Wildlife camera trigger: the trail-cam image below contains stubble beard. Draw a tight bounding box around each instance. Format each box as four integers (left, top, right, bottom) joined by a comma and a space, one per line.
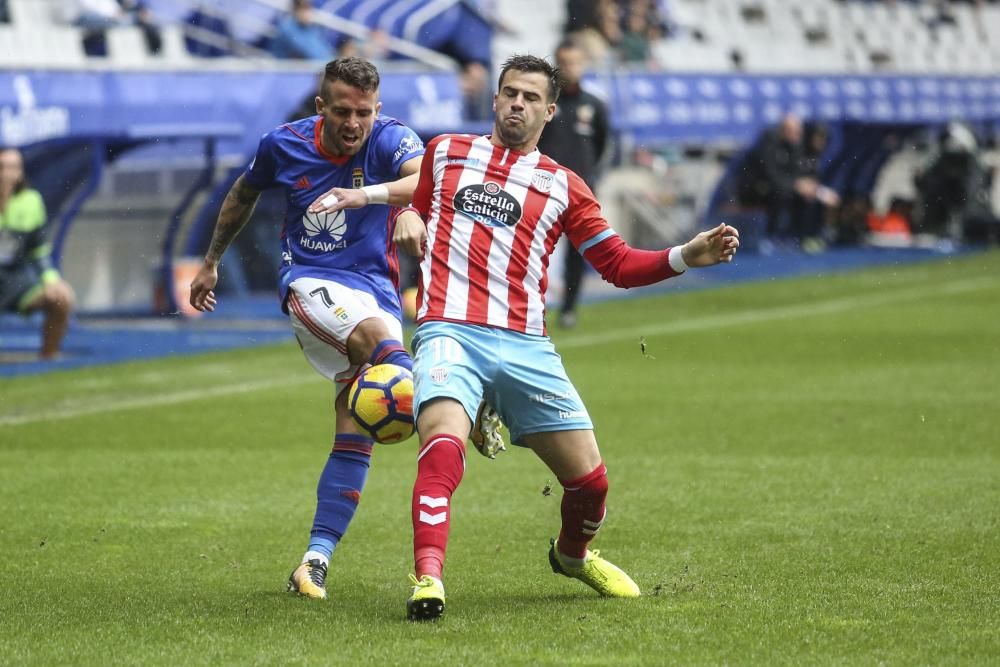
495, 119, 530, 150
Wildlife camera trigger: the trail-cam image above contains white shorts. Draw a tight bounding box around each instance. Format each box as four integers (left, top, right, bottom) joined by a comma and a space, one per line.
286, 276, 403, 391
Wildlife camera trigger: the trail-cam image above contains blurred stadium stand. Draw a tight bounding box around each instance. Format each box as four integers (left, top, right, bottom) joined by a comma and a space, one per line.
0, 0, 998, 320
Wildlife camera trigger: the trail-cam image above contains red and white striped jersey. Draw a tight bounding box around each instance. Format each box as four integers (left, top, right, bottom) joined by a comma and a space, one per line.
412, 133, 623, 336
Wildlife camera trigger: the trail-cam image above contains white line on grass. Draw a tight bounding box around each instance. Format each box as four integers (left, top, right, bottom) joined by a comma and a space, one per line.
1, 275, 994, 428
0, 374, 318, 428
558, 275, 995, 349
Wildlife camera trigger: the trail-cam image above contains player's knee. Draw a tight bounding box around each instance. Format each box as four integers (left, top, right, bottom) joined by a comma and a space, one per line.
582, 466, 609, 500
346, 316, 391, 361
61, 282, 76, 310
57, 288, 75, 313
44, 282, 74, 313
563, 463, 609, 502
416, 398, 471, 443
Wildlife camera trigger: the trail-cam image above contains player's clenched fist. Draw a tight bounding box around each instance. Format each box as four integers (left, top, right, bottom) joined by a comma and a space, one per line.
680, 223, 740, 267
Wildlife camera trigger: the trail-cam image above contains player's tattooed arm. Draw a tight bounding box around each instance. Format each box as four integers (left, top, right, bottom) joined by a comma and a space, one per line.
205, 175, 262, 265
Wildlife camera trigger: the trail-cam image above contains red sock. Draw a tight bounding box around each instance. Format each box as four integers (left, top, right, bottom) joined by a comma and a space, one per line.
412, 434, 466, 579
557, 463, 608, 560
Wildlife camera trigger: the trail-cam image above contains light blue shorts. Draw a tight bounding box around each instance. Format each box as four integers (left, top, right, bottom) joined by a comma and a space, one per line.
411, 321, 593, 446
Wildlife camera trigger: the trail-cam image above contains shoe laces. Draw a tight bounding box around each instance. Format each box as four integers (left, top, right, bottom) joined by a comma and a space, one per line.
408, 573, 434, 589
482, 409, 501, 429
305, 559, 328, 586
473, 405, 507, 459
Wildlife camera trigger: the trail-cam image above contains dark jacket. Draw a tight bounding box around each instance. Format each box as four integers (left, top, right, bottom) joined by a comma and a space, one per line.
737, 129, 803, 207
537, 84, 610, 189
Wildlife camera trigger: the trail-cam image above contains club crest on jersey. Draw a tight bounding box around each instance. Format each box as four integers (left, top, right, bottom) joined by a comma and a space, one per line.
531, 170, 554, 193
352, 167, 364, 189
453, 181, 522, 228
300, 209, 347, 252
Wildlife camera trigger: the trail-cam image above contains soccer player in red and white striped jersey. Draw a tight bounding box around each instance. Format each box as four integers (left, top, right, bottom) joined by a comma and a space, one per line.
403, 54, 739, 620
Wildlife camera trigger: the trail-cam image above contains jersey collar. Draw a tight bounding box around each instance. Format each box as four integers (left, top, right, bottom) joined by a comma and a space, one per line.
314, 118, 351, 165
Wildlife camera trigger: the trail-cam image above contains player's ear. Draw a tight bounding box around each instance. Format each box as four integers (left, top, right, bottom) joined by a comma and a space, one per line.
375, 101, 382, 117
314, 95, 325, 115
492, 92, 498, 112
545, 102, 556, 122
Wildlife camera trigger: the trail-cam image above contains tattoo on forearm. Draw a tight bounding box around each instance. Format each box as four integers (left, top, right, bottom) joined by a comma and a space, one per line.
206, 177, 260, 263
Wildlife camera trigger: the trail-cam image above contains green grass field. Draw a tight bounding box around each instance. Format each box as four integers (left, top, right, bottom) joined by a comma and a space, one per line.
2, 252, 998, 665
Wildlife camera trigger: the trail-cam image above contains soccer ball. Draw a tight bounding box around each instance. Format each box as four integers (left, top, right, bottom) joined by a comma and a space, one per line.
347, 363, 415, 444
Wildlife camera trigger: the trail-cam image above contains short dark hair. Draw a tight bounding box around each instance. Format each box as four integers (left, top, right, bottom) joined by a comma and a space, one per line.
320, 57, 380, 100
497, 54, 561, 103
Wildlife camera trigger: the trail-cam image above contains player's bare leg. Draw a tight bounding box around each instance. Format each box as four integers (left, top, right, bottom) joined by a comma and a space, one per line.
525, 430, 641, 598
346, 316, 403, 366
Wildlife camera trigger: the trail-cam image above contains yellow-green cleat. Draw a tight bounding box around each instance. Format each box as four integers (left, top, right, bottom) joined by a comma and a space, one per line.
548, 538, 641, 598
287, 558, 328, 600
407, 574, 445, 621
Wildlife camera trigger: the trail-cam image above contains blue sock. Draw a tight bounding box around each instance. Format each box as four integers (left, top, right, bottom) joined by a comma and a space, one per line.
307, 434, 374, 561
370, 338, 413, 371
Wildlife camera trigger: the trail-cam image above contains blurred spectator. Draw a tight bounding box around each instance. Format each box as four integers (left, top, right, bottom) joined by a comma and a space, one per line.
0, 148, 75, 360
566, 0, 621, 67
792, 123, 840, 252
336, 32, 390, 61
461, 61, 492, 121
0, 0, 9, 24
566, 0, 669, 66
925, 0, 958, 33
270, 0, 333, 61
914, 121, 998, 243
618, 0, 668, 64
72, 0, 126, 28
129, 1, 162, 54
70, 0, 162, 56
537, 39, 611, 328
618, 4, 652, 63
737, 113, 839, 247
184, 3, 234, 58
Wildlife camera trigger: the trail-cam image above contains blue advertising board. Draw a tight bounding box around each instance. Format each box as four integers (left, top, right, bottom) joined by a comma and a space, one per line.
607, 72, 1000, 144
0, 68, 466, 155
2, 69, 997, 153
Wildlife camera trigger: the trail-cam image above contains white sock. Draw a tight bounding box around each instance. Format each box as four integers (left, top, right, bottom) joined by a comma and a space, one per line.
557, 550, 586, 569
303, 550, 329, 566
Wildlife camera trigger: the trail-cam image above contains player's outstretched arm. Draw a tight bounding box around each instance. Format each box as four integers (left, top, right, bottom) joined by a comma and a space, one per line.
308, 157, 423, 213
189, 175, 261, 313
680, 223, 740, 268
